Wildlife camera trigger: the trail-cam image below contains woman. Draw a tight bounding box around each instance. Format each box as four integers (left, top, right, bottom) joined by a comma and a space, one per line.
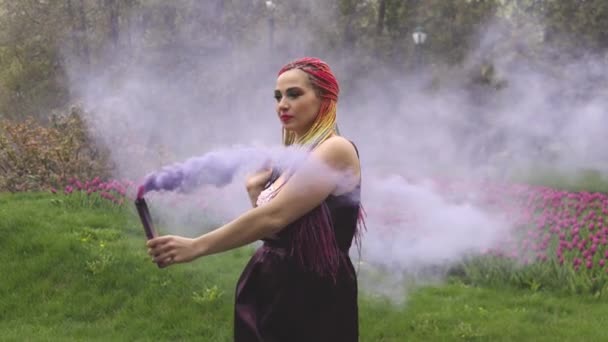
147, 57, 364, 341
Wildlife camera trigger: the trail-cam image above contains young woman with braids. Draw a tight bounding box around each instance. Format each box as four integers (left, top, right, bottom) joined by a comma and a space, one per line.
147, 57, 364, 341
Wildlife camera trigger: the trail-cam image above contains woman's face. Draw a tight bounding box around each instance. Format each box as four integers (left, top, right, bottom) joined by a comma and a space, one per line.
274, 69, 321, 137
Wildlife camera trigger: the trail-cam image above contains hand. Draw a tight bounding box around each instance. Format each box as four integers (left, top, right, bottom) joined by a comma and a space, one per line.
147, 235, 199, 268
245, 167, 273, 191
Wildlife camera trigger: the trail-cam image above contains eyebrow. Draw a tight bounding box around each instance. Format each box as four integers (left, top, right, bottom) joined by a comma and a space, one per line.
274, 86, 305, 93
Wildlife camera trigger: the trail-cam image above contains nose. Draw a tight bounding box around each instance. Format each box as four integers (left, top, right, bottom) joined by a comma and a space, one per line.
277, 97, 289, 111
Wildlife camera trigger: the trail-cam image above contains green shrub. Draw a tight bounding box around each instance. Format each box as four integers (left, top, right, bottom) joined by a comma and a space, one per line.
0, 106, 112, 192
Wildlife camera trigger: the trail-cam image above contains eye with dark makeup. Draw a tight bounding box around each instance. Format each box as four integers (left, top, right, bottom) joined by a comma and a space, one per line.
274, 87, 303, 102
285, 88, 303, 99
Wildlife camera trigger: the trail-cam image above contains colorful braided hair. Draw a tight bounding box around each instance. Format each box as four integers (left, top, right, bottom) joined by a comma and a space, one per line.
277, 57, 340, 149
277, 58, 367, 272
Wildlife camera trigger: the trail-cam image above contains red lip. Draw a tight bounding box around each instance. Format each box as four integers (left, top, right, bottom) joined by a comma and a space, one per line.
280, 115, 294, 122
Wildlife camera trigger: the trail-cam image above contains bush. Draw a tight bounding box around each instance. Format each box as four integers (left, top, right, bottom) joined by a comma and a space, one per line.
0, 106, 113, 192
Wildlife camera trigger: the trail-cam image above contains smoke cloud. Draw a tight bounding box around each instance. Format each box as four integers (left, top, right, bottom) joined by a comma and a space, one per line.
64, 2, 607, 302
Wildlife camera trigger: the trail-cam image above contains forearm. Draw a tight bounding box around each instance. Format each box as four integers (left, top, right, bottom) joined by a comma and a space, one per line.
193, 205, 282, 257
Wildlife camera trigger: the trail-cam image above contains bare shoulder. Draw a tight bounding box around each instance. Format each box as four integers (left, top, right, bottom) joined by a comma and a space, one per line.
312, 135, 359, 171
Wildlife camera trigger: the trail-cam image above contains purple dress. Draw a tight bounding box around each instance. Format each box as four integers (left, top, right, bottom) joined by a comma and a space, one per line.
234, 168, 363, 341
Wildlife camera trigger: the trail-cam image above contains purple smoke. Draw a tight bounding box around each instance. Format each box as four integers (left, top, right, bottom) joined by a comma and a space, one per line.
140, 146, 308, 196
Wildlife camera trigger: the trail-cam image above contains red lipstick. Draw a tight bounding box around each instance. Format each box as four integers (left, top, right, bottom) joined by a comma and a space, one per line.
280, 114, 294, 123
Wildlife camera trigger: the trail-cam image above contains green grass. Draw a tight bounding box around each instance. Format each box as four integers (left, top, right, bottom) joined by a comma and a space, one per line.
2, 192, 608, 341
361, 283, 608, 341
511, 167, 608, 192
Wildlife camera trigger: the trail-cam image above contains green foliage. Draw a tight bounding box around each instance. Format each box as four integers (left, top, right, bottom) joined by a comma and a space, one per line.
0, 106, 112, 192
0, 192, 238, 341
450, 184, 608, 296
512, 167, 608, 193
543, 0, 608, 53
1, 0, 606, 122
0, 0, 70, 119
416, 0, 500, 65
4, 192, 608, 340
456, 251, 608, 297
192, 285, 224, 306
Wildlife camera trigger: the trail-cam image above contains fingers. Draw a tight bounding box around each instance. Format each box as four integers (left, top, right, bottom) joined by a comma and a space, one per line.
145, 235, 194, 267
147, 236, 176, 264
257, 169, 273, 184
148, 243, 173, 258
147, 235, 173, 248
154, 252, 175, 265
148, 246, 173, 259
149, 248, 176, 265
246, 170, 273, 190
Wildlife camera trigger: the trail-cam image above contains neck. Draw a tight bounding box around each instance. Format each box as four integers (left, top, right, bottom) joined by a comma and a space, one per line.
298, 130, 336, 148
283, 124, 338, 147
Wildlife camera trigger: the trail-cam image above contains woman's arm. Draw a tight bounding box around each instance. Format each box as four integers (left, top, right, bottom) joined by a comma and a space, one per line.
147, 136, 360, 266
244, 168, 273, 207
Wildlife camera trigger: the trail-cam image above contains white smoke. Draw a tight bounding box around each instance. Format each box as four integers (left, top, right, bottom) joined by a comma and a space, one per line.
64, 3, 607, 302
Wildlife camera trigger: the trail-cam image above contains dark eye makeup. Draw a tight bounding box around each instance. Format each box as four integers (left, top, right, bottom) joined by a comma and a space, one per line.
285, 88, 303, 98
274, 87, 304, 101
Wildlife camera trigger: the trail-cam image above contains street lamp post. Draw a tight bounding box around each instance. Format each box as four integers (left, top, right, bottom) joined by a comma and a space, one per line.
412, 26, 427, 68
265, 1, 277, 50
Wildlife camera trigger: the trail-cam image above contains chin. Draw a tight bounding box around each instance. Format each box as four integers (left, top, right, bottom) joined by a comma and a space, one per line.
282, 123, 297, 131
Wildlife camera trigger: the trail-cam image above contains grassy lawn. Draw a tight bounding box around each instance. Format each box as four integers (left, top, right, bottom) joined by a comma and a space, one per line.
1, 192, 608, 341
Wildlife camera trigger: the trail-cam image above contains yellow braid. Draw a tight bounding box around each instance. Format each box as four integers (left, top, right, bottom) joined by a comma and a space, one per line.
282, 100, 339, 150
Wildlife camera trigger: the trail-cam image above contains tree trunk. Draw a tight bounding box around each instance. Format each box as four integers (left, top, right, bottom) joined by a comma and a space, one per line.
215, 0, 224, 18
66, 0, 80, 57
104, 0, 119, 48
66, 0, 90, 66
376, 0, 386, 36
163, 4, 177, 36
123, 0, 134, 49
342, 0, 358, 50
77, 0, 90, 65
